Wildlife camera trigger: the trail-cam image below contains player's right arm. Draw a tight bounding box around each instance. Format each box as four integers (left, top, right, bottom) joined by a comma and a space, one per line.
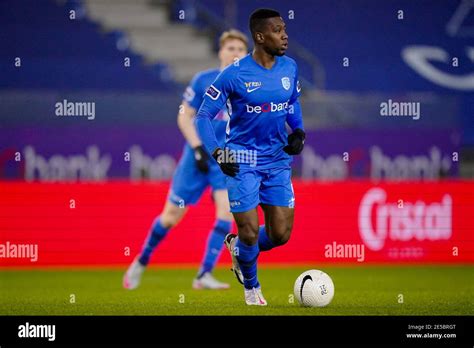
177, 101, 200, 148
179, 74, 211, 173
195, 66, 239, 177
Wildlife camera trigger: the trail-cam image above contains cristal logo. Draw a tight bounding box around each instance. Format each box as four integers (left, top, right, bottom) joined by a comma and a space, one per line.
358, 188, 452, 251
246, 101, 289, 114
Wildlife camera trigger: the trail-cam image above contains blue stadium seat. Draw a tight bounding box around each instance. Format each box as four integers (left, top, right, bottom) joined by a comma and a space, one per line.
0, 0, 179, 91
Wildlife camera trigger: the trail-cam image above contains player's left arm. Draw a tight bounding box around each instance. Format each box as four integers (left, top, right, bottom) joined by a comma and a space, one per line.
284, 64, 305, 155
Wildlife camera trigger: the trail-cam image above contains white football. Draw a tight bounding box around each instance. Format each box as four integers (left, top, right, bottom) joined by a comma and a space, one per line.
294, 269, 335, 307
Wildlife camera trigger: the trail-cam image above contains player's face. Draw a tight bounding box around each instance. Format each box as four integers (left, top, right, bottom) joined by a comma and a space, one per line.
219, 39, 248, 67
262, 17, 288, 57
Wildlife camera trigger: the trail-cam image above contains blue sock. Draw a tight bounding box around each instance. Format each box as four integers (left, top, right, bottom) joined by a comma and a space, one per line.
198, 219, 232, 277
138, 217, 169, 266
235, 239, 260, 289
258, 225, 275, 251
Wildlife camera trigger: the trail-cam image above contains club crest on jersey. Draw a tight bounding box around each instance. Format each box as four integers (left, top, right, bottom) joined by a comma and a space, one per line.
205, 85, 221, 100
281, 77, 291, 90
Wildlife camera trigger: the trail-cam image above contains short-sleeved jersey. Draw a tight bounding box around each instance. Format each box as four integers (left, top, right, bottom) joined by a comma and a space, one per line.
183, 68, 228, 150
197, 54, 301, 169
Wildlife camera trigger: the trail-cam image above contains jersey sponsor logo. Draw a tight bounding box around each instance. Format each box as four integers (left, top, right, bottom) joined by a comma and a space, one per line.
183, 86, 195, 102
288, 197, 295, 208
230, 200, 241, 208
205, 85, 221, 100
244, 81, 262, 88
281, 77, 291, 90
244, 81, 262, 93
296, 80, 301, 93
246, 86, 261, 93
246, 101, 290, 114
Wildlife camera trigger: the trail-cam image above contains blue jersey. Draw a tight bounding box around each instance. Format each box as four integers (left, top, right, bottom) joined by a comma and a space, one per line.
195, 54, 303, 169
183, 68, 228, 150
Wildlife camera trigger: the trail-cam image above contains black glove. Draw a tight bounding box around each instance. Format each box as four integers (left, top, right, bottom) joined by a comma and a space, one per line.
193, 145, 210, 173
212, 148, 240, 177
283, 128, 305, 155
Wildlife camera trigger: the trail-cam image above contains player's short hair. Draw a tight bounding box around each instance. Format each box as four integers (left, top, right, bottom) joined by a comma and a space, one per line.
249, 8, 281, 38
219, 29, 248, 49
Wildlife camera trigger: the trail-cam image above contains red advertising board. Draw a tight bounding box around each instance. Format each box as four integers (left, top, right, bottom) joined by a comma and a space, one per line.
0, 181, 472, 266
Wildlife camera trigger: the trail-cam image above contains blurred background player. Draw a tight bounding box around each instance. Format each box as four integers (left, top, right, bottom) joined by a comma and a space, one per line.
123, 29, 248, 290
195, 9, 304, 305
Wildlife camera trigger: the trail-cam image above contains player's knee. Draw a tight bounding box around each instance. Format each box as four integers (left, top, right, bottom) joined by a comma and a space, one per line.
271, 224, 292, 246
236, 221, 259, 244
272, 233, 290, 246
159, 215, 175, 228
160, 209, 184, 228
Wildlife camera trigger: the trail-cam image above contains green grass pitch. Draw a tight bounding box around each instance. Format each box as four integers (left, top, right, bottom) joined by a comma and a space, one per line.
1, 265, 472, 315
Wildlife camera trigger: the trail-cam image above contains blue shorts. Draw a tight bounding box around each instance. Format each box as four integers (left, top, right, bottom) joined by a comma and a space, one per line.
168, 145, 226, 207
225, 166, 295, 213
